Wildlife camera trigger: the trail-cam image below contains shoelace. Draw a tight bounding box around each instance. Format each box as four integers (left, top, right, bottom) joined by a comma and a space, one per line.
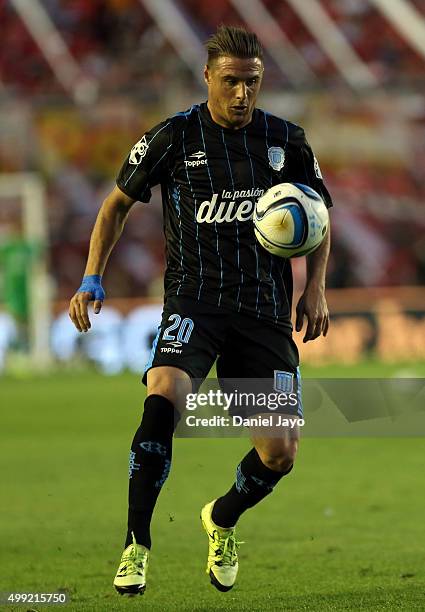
214, 530, 244, 566
120, 534, 148, 575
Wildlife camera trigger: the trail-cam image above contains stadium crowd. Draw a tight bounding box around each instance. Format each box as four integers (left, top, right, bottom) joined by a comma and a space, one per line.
0, 0, 424, 303
1, 0, 424, 95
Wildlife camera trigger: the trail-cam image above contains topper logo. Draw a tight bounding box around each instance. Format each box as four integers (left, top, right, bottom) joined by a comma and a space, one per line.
185, 150, 208, 167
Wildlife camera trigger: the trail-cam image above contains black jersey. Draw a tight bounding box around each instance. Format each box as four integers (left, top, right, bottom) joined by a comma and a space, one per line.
117, 102, 332, 329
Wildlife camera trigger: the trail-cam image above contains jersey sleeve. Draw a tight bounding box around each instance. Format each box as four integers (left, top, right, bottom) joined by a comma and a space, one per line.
292, 128, 333, 209
116, 120, 173, 202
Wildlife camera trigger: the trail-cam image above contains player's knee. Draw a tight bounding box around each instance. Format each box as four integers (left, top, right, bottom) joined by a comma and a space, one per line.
147, 366, 191, 407
262, 454, 294, 473
258, 439, 298, 473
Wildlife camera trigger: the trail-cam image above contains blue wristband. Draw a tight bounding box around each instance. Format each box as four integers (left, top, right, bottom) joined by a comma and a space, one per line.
77, 274, 105, 302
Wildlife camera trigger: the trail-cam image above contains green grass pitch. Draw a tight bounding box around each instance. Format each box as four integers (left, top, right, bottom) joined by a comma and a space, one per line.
1, 364, 425, 611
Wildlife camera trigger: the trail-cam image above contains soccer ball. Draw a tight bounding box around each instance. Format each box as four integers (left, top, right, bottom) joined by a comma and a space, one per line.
253, 183, 329, 258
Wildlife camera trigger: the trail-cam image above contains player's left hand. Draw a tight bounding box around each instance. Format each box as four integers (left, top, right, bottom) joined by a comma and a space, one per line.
295, 283, 329, 343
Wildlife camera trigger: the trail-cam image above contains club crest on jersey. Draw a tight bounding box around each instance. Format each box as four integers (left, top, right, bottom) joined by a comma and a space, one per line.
129, 135, 149, 165
268, 146, 285, 172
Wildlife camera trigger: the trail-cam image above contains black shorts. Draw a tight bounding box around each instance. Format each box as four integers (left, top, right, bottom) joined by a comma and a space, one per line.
143, 295, 302, 417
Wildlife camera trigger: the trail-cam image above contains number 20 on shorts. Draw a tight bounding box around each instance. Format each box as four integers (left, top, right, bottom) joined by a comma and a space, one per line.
162, 314, 194, 344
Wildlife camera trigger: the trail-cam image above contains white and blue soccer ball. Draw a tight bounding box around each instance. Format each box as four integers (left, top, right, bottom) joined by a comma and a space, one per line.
253, 182, 329, 258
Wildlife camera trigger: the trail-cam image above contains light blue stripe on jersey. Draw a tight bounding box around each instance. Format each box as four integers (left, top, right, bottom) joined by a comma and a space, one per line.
278, 114, 291, 319
263, 111, 273, 185
283, 116, 289, 148
262, 111, 280, 321
150, 143, 172, 174
171, 181, 185, 295
197, 109, 214, 191
124, 121, 171, 188
170, 184, 180, 213
243, 129, 262, 318
269, 257, 278, 321
197, 108, 223, 307
263, 110, 289, 150
182, 129, 204, 300
267, 223, 278, 320
172, 104, 198, 119
221, 129, 235, 191
221, 129, 242, 309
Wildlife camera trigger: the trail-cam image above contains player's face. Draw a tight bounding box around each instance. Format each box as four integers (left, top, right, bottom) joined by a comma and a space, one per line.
204, 56, 263, 130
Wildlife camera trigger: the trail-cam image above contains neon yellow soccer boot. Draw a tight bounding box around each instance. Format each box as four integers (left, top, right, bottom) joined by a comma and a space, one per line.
113, 532, 149, 596
200, 500, 243, 591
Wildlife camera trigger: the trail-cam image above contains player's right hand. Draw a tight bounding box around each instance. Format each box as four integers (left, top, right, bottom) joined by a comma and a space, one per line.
68, 274, 105, 332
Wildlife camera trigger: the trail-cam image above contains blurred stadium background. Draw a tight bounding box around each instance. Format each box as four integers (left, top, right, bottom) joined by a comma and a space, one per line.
1, 3, 425, 610
0, 0, 424, 372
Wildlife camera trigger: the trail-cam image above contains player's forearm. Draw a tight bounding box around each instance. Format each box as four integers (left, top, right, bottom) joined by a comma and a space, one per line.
305, 225, 331, 289
84, 196, 130, 276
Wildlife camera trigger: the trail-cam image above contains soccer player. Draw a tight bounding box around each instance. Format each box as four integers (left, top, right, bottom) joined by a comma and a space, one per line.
69, 25, 332, 595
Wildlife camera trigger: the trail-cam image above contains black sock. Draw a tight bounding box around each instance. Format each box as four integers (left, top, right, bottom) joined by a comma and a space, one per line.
211, 448, 293, 528
125, 394, 180, 549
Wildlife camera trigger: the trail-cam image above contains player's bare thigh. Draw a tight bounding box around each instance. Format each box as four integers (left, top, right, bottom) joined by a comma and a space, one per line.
250, 414, 299, 473
147, 366, 192, 413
